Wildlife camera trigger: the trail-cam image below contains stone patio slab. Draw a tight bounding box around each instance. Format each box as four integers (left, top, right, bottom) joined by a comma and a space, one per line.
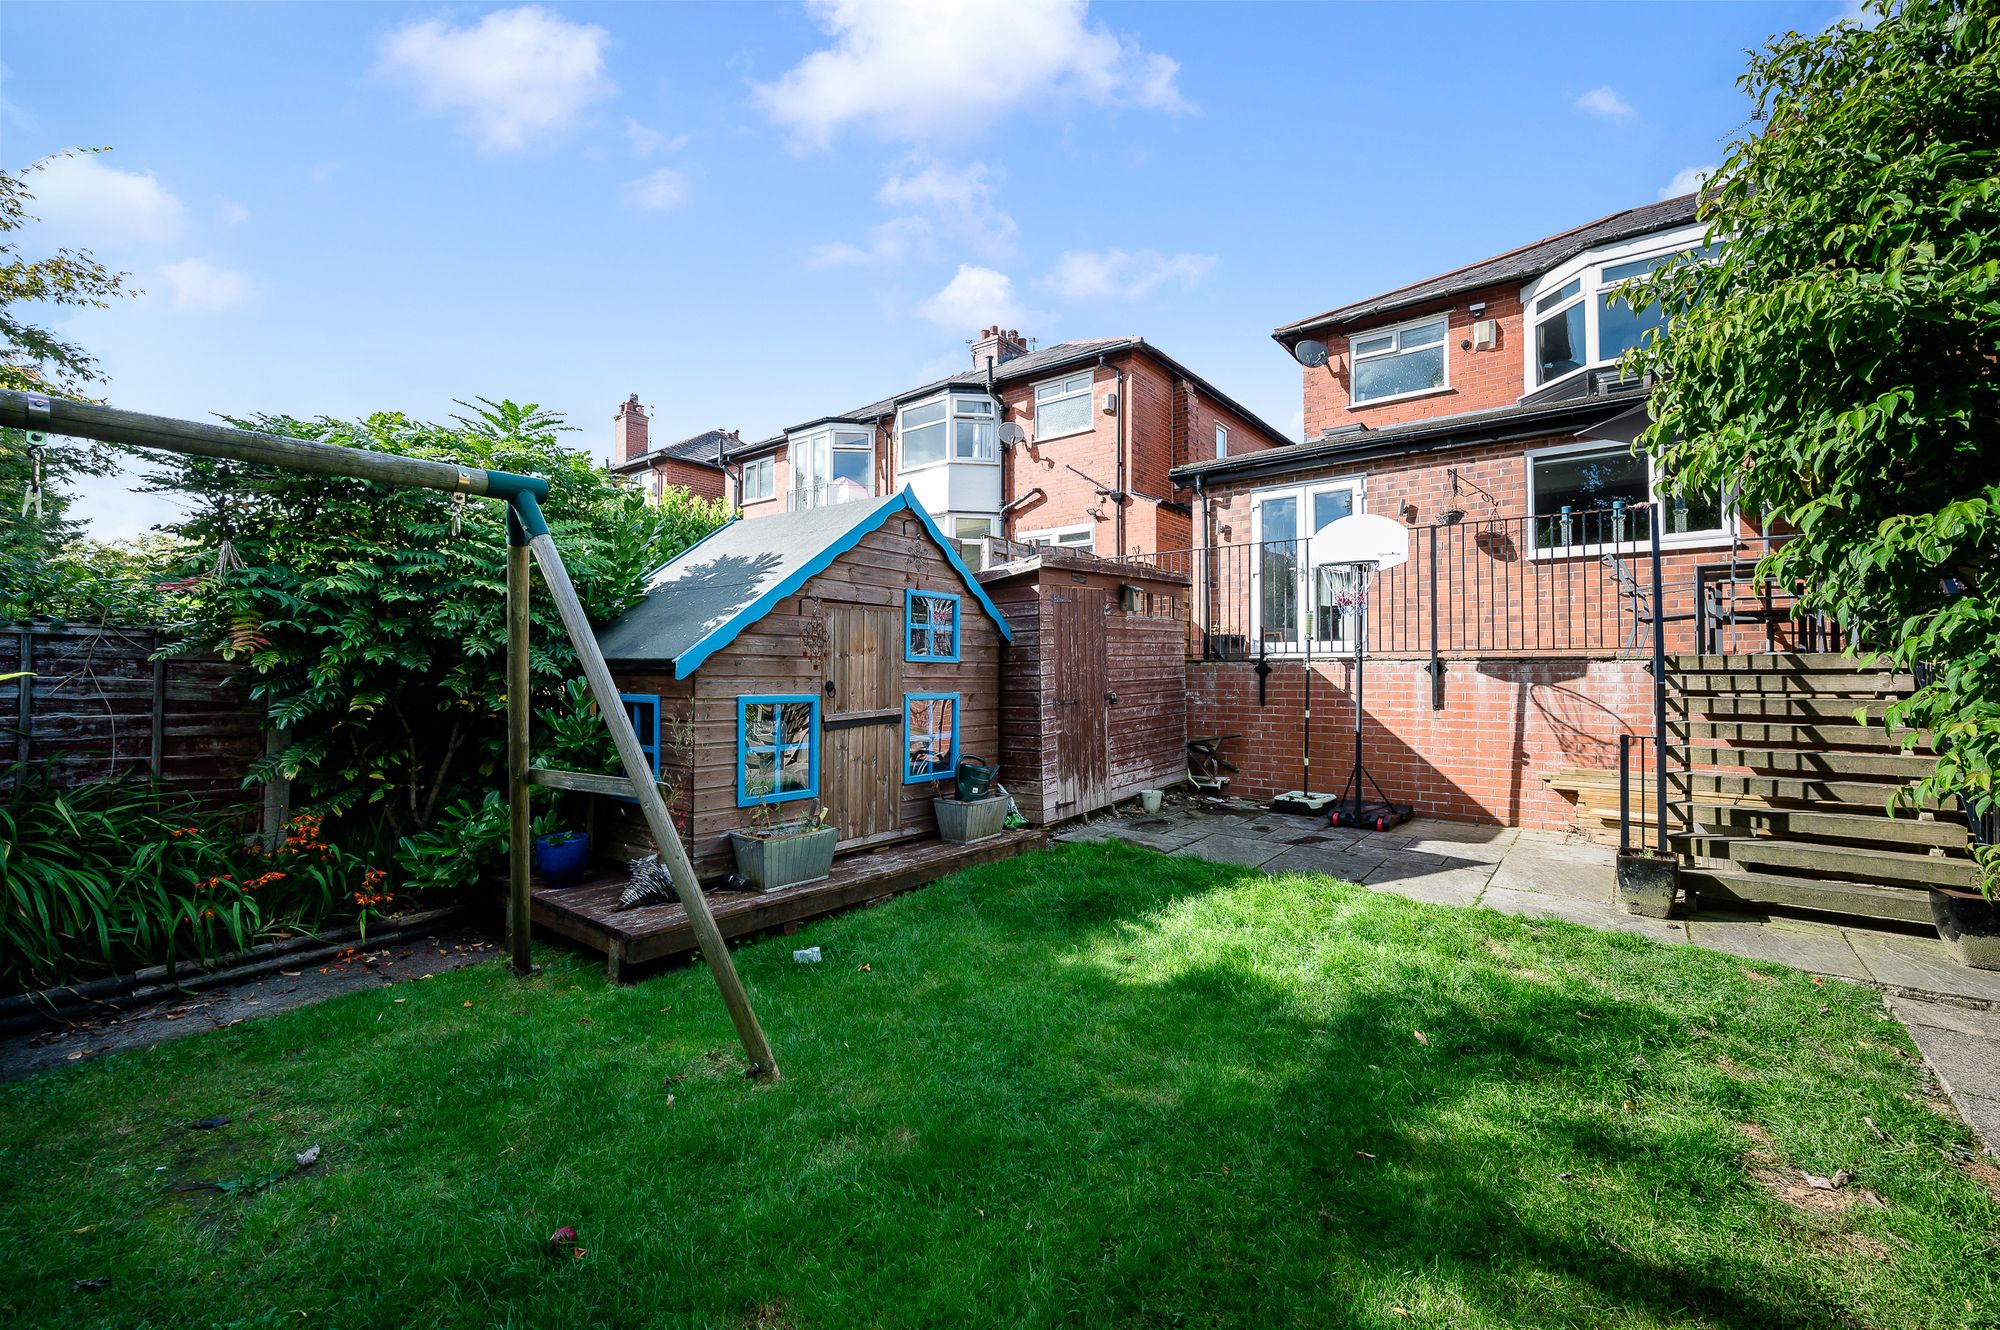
1484, 840, 1618, 904
1886, 994, 2000, 1041
1260, 843, 1387, 882
1365, 867, 1490, 908
1683, 914, 1872, 981
1847, 932, 2000, 1005
1177, 833, 1289, 869
1897, 1021, 2000, 1104
1479, 886, 1691, 945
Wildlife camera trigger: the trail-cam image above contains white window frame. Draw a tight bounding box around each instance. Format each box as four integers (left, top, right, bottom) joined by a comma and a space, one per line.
945, 513, 998, 570
1247, 477, 1367, 654
738, 455, 775, 504
1347, 313, 1450, 408
1519, 221, 1714, 395
1031, 371, 1095, 442
1020, 524, 1094, 550
1524, 436, 1732, 560
1215, 424, 1229, 459
897, 393, 999, 472
787, 423, 873, 508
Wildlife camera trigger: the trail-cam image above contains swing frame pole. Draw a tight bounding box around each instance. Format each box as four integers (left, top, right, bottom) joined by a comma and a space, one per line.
3, 391, 780, 1079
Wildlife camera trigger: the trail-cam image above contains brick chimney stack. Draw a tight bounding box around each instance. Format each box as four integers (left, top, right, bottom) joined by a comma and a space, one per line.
613, 393, 650, 463
970, 326, 1029, 372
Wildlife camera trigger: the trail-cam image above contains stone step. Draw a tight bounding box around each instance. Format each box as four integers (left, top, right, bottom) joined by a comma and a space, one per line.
1678, 745, 1936, 780
1686, 802, 1968, 848
1680, 866, 1936, 925
1681, 835, 1979, 889
1688, 770, 1941, 808
1668, 652, 1889, 672
1674, 670, 1915, 696
1679, 720, 1928, 752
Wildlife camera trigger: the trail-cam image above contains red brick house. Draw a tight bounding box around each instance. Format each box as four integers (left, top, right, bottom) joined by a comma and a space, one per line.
717, 328, 1289, 568
607, 394, 733, 505
1164, 194, 1769, 829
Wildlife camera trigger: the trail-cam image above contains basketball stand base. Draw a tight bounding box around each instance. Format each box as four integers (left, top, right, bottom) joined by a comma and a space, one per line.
1330, 801, 1413, 833
1269, 790, 1338, 816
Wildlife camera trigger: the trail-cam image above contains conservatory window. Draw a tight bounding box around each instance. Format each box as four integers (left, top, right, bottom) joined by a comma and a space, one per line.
903, 693, 959, 784
906, 590, 961, 662
621, 694, 661, 777
789, 426, 873, 508
899, 400, 948, 468
1350, 314, 1448, 405
736, 695, 818, 806
1033, 372, 1094, 439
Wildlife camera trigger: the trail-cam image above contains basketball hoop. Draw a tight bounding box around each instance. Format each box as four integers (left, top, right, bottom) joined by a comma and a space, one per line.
1312, 515, 1413, 833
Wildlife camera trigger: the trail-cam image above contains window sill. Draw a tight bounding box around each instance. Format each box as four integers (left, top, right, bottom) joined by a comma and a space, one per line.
1526, 531, 1738, 562
1348, 384, 1453, 412
1032, 424, 1094, 444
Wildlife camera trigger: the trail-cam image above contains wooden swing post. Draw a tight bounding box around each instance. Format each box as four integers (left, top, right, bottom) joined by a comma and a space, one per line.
0, 391, 780, 1079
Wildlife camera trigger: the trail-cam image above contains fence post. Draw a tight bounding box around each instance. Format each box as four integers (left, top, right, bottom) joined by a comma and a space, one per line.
149, 650, 167, 781
14, 630, 31, 764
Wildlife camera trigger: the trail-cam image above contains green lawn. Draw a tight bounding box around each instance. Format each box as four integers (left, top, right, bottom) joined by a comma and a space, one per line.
2, 841, 1995, 1329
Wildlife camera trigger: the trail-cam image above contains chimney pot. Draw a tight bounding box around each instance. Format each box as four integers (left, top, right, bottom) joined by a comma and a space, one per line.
969, 325, 1031, 372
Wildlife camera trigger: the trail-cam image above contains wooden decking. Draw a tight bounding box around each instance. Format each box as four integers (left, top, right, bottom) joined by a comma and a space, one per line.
531, 829, 1046, 977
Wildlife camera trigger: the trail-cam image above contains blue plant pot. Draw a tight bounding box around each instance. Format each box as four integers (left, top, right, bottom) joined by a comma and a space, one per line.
535, 832, 591, 888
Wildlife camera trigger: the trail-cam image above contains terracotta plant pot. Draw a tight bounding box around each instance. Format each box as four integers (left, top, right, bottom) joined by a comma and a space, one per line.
729, 825, 837, 892
1616, 852, 1679, 919
933, 795, 1009, 845
1929, 886, 2000, 971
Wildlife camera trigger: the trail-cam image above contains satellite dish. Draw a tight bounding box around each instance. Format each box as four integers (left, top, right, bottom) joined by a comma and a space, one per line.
997, 422, 1027, 447
1293, 339, 1331, 369
1311, 512, 1409, 570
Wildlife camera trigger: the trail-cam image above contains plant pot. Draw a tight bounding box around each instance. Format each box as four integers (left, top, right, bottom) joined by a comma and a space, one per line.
1140, 789, 1165, 814
1616, 852, 1679, 919
730, 825, 837, 892
534, 832, 591, 888
933, 794, 1009, 845
1929, 886, 2000, 971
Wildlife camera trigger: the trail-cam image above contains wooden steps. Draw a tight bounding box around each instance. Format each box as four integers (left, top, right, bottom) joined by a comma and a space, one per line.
1678, 866, 1937, 925
1688, 801, 1967, 849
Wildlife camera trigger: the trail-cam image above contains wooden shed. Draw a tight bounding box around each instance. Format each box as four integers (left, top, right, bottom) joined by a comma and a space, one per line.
977, 548, 1190, 825
594, 489, 1012, 880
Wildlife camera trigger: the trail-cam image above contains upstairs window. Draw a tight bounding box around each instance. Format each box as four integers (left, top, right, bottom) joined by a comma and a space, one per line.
1215, 423, 1229, 459
1350, 315, 1448, 405
1534, 279, 1586, 385
737, 695, 818, 806
621, 694, 661, 776
1033, 372, 1094, 439
898, 396, 997, 468
739, 455, 775, 504
903, 693, 959, 784
788, 425, 872, 509
953, 397, 997, 460
1525, 230, 1721, 389
906, 590, 961, 662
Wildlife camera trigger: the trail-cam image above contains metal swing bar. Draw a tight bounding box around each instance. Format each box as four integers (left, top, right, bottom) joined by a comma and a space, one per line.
0, 391, 779, 1079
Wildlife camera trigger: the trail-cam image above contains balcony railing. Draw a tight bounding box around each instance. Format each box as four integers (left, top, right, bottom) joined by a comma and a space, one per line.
787, 480, 873, 512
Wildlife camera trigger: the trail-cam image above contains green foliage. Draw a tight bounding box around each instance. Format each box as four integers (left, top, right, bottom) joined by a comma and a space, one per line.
1, 843, 1994, 1326
0, 774, 379, 992
391, 790, 513, 896
142, 400, 728, 841
1633, 0, 2000, 886
0, 534, 198, 628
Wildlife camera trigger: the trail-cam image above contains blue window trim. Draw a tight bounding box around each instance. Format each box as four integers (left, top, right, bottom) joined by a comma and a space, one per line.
903, 692, 960, 784
620, 692, 662, 778
736, 694, 821, 808
904, 588, 963, 663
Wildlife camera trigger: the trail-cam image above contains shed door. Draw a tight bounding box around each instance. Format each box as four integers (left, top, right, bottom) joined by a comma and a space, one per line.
1051, 587, 1109, 816
821, 605, 904, 849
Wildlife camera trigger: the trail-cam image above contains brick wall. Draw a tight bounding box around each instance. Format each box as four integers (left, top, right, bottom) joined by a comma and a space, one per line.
656, 458, 726, 503
1186, 655, 1652, 828
1301, 283, 1526, 438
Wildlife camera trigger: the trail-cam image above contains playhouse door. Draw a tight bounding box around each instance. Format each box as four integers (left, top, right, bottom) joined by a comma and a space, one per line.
820, 605, 904, 848
1051, 586, 1110, 817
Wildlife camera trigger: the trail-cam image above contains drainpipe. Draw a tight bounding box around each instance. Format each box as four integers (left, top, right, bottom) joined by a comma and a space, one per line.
1101, 354, 1127, 558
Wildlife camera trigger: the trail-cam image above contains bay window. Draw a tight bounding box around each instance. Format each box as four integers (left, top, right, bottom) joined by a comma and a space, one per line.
1350, 314, 1448, 405
898, 395, 997, 469
1524, 227, 1719, 390
788, 425, 873, 509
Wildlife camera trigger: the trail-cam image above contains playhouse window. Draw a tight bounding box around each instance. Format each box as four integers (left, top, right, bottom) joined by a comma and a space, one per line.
904, 693, 959, 783
905, 590, 961, 662
737, 695, 818, 806
621, 693, 661, 777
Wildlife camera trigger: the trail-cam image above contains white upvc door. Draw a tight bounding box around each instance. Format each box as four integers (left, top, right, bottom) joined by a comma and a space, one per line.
1249, 479, 1365, 654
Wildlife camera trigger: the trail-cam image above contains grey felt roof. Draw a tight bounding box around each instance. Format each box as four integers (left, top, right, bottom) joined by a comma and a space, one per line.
598, 491, 1011, 675
1272, 195, 1703, 340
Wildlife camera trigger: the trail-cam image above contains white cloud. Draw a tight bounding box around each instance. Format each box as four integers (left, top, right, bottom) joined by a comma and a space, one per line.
26, 152, 185, 248
157, 258, 256, 311
813, 160, 1017, 268
622, 166, 688, 211
919, 264, 1023, 330
219, 200, 251, 226
1575, 85, 1635, 119
755, 0, 1190, 146
1039, 248, 1214, 301
1660, 164, 1716, 200
378, 6, 615, 151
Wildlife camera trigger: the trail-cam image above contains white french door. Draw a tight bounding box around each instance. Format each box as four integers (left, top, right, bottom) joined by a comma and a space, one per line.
1250, 479, 1365, 654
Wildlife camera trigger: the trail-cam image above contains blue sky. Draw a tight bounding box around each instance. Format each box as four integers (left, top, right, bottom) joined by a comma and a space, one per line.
6, 0, 1846, 537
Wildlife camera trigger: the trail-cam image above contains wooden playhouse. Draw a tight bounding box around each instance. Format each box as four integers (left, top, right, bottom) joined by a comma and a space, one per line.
977, 547, 1190, 824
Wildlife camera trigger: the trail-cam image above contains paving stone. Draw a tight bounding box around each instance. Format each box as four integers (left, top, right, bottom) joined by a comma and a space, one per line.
1479, 887, 1690, 945
1953, 1093, 2000, 1158
1847, 932, 2000, 1004
1261, 843, 1386, 882
1177, 834, 1288, 869
1886, 994, 2000, 1041
1683, 915, 1872, 980
1485, 840, 1618, 904
1899, 1021, 2000, 1104
1395, 819, 1520, 863
1364, 867, 1490, 908
1108, 823, 1214, 853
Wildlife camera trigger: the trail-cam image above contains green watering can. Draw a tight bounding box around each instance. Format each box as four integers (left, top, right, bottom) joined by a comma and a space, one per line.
955, 757, 999, 801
